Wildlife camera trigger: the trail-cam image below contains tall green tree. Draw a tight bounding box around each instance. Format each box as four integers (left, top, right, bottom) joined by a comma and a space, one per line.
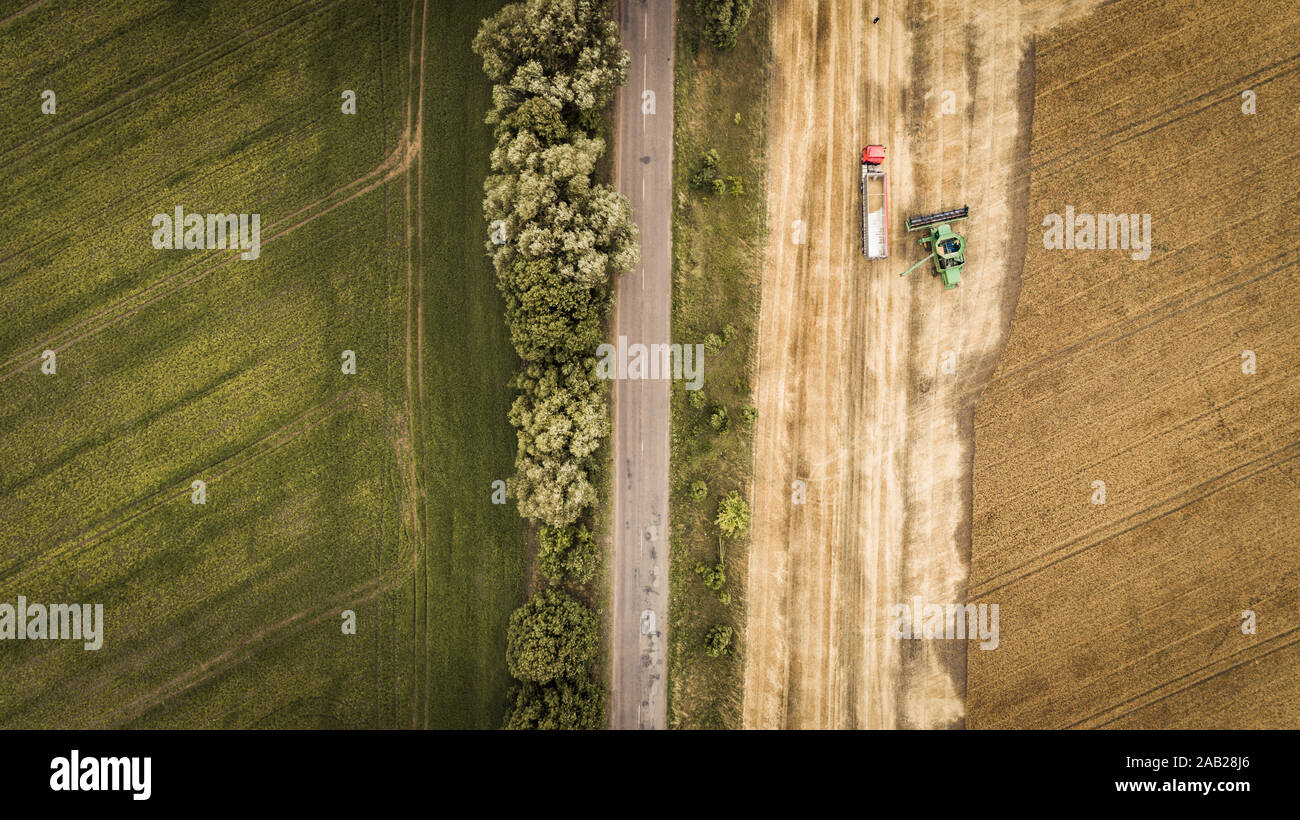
506, 589, 600, 683
474, 0, 629, 123
504, 677, 605, 729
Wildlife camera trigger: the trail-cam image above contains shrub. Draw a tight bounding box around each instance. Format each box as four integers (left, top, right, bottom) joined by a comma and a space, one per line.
689, 148, 721, 191
476, 0, 634, 732
715, 490, 750, 539
474, 0, 629, 113
476, 0, 640, 533
704, 624, 734, 657
689, 480, 708, 500
507, 360, 608, 527
503, 96, 569, 145
695, 0, 754, 51
537, 523, 600, 585
694, 561, 726, 592
709, 403, 729, 433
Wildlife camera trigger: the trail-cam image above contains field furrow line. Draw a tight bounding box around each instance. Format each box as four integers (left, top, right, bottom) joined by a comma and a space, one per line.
971, 443, 1300, 600
1084, 627, 1300, 728
984, 240, 1300, 399
1033, 2, 1238, 101
0, 0, 333, 168
0, 139, 414, 381
94, 570, 405, 729
0, 0, 50, 27
412, 0, 430, 731
1030, 54, 1300, 175
1, 389, 359, 587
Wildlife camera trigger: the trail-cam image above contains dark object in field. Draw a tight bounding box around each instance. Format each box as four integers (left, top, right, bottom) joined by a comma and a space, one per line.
873, 17, 880, 23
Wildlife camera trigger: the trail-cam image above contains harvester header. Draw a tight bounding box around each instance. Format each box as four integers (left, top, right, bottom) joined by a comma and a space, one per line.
906, 206, 969, 231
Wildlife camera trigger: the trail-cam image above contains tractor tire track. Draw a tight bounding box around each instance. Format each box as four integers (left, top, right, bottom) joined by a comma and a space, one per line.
0, 131, 416, 381
0, 0, 334, 168
0, 0, 50, 27
91, 570, 404, 729
1, 389, 361, 587
412, 0, 431, 731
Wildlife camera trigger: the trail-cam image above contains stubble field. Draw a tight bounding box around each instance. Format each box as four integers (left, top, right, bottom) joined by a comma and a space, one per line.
742, 0, 1097, 730
967, 0, 1300, 728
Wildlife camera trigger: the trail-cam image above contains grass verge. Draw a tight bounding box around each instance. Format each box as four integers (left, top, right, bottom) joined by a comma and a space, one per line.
667, 0, 770, 730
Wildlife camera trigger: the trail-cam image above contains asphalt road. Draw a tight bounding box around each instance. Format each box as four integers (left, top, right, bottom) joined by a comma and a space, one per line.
609, 0, 673, 730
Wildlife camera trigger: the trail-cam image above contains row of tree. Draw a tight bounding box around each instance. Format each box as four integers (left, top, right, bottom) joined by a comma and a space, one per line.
474, 0, 637, 730
476, 0, 637, 529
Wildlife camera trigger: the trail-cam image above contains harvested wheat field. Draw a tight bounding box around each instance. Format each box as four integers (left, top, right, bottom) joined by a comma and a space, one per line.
968, 0, 1300, 728
743, 0, 1100, 729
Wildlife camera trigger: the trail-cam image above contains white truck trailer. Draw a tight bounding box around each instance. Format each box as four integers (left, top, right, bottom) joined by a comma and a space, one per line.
861, 145, 888, 259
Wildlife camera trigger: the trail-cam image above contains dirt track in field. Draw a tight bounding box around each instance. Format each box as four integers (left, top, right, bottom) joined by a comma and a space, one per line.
744, 0, 1098, 729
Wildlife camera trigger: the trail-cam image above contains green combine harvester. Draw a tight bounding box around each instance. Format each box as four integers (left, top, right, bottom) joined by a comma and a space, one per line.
898, 206, 969, 289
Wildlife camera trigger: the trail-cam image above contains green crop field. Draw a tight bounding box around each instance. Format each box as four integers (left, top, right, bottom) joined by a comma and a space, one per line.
417, 0, 524, 729
0, 0, 520, 728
